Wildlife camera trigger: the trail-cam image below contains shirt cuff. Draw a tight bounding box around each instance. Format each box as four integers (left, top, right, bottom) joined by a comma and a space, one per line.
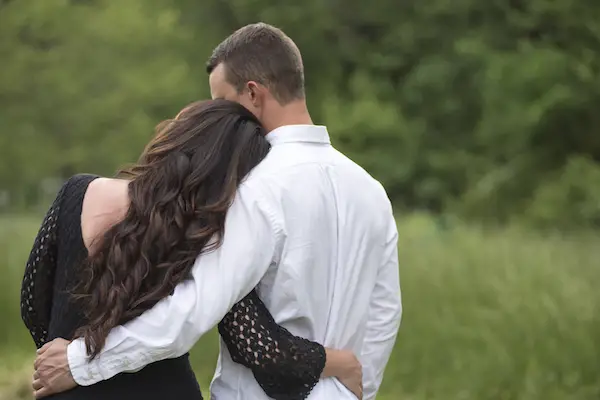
67, 339, 106, 386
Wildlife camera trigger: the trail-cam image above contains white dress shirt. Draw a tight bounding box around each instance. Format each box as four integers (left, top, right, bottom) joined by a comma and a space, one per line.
67, 125, 402, 400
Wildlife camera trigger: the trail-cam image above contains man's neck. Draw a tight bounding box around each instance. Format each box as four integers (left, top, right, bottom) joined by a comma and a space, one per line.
263, 100, 313, 133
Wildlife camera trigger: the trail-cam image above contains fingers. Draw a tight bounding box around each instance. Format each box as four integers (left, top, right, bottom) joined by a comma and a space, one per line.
34, 386, 52, 399
353, 382, 363, 400
32, 378, 43, 391
349, 381, 362, 400
33, 345, 51, 370
355, 380, 363, 400
33, 355, 43, 371
37, 342, 52, 355
34, 341, 55, 370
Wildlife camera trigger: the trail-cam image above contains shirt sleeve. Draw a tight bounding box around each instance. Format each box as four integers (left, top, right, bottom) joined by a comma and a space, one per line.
21, 181, 69, 349
67, 179, 283, 386
361, 215, 402, 400
218, 290, 326, 400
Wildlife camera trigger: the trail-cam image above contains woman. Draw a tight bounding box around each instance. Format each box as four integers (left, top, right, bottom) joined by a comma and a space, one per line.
20, 100, 361, 400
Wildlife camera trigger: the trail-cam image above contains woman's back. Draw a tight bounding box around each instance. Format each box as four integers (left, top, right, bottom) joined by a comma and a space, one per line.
50, 176, 128, 340
22, 174, 203, 400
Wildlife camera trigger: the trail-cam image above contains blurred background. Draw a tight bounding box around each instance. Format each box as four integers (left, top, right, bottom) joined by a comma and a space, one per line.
1, 0, 599, 399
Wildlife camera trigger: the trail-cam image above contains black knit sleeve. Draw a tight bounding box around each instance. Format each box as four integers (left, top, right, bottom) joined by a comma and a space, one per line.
218, 290, 326, 400
20, 182, 68, 349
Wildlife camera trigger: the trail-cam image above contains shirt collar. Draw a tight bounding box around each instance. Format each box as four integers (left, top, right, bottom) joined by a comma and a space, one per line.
265, 125, 331, 146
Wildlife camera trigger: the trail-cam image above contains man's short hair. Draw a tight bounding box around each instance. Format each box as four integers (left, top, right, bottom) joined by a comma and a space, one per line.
206, 23, 305, 104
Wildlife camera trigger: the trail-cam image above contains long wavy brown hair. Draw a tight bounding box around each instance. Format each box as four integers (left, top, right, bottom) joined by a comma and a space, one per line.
73, 99, 270, 358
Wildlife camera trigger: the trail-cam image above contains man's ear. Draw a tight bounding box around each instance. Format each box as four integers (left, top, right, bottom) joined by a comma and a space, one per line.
246, 81, 263, 107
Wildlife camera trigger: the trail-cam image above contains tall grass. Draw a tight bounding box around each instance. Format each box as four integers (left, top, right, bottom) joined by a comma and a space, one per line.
1, 214, 598, 399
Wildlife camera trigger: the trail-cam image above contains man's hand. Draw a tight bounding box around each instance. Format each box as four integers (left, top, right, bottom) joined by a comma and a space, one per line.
323, 348, 363, 399
32, 338, 77, 399
335, 352, 362, 400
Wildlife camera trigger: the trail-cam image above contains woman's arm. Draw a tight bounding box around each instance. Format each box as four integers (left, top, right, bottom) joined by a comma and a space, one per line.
21, 182, 68, 349
218, 290, 361, 400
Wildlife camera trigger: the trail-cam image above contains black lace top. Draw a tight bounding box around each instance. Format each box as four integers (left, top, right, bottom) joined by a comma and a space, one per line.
21, 174, 326, 400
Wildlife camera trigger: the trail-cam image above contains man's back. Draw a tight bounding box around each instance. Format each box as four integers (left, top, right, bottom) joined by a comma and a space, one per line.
211, 125, 401, 399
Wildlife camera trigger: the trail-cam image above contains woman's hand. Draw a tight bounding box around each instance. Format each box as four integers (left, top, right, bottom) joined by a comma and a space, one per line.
323, 348, 363, 399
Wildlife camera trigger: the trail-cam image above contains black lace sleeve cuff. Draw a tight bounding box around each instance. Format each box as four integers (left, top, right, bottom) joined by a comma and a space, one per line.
218, 290, 326, 400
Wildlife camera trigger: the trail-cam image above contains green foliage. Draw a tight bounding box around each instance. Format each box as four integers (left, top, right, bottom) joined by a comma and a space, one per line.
1, 0, 599, 226
0, 0, 204, 206
2, 214, 599, 399
524, 156, 600, 229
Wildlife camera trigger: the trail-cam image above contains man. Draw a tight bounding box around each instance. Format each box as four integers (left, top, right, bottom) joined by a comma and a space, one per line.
33, 23, 402, 399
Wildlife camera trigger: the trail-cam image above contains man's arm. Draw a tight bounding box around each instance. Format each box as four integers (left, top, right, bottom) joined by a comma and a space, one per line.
361, 215, 402, 400
67, 180, 282, 385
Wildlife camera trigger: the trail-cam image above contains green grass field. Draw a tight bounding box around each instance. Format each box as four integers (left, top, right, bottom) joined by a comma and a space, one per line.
1, 214, 599, 400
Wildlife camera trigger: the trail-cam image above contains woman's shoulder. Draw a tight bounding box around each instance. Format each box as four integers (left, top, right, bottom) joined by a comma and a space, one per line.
59, 174, 131, 199
52, 174, 100, 206
49, 174, 102, 218
80, 177, 130, 251
64, 173, 102, 189
83, 176, 129, 205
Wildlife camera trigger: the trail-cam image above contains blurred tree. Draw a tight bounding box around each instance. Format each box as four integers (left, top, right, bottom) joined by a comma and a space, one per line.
1, 0, 599, 228
0, 0, 204, 207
